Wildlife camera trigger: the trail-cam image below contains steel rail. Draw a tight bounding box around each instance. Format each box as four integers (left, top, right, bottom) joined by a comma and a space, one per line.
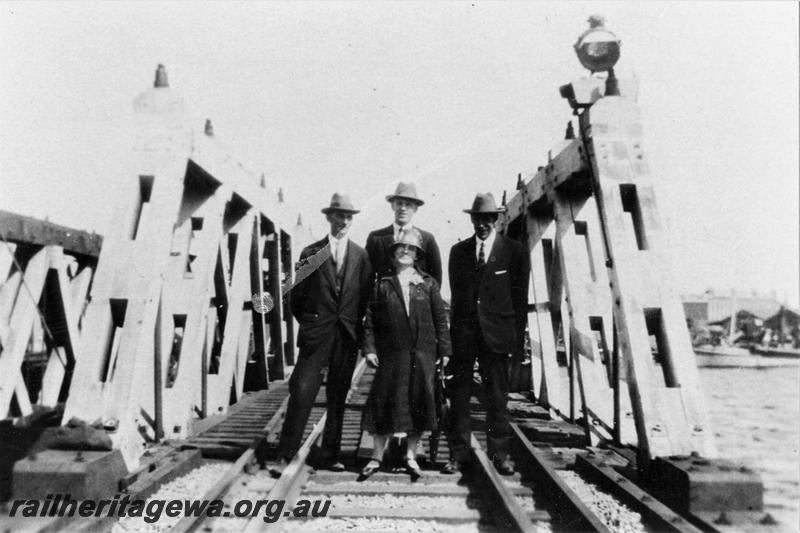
469, 433, 538, 532
241, 358, 369, 532
510, 421, 612, 532
170, 395, 291, 533
574, 453, 703, 533
251, 373, 547, 532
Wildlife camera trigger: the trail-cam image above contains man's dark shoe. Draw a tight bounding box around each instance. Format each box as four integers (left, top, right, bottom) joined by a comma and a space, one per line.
494, 458, 515, 476
440, 459, 466, 474
268, 458, 290, 478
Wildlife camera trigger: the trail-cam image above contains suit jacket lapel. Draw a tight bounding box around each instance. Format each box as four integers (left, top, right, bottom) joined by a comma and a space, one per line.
408, 280, 420, 342
387, 274, 413, 328
320, 241, 336, 292
465, 236, 479, 282
465, 236, 478, 270
340, 240, 358, 296
381, 226, 394, 257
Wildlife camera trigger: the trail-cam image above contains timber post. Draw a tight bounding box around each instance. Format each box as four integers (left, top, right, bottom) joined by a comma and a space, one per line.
497, 16, 715, 464
494, 18, 764, 523
50, 65, 295, 470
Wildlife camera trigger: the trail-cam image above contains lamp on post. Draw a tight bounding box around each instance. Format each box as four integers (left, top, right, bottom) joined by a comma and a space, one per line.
574, 15, 621, 96
560, 15, 626, 110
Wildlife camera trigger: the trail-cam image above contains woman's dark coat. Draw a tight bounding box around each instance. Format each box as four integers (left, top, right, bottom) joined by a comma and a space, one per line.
361, 269, 451, 434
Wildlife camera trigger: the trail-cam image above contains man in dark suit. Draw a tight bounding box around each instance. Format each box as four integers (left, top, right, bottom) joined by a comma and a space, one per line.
272, 193, 373, 473
365, 182, 442, 286
443, 192, 530, 476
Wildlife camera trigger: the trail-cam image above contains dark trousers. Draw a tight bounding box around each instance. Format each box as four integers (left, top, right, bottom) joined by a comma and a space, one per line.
447, 330, 511, 462
277, 323, 358, 461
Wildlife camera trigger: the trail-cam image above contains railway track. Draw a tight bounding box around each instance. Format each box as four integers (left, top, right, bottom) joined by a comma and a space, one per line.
168, 359, 696, 533
11, 360, 708, 533
236, 362, 543, 533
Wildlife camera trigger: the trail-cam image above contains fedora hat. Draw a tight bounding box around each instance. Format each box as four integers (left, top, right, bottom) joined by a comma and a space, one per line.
386, 182, 424, 206
321, 193, 360, 215
389, 227, 425, 256
463, 192, 505, 214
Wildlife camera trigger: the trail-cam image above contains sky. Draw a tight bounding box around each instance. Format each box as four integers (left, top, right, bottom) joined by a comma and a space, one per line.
0, 2, 797, 305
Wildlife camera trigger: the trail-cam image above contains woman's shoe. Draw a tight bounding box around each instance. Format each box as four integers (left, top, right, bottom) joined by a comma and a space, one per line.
360, 460, 381, 478
405, 459, 423, 479
440, 459, 466, 474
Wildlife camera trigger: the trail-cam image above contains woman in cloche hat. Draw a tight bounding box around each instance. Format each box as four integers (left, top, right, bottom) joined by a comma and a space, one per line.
359, 228, 451, 479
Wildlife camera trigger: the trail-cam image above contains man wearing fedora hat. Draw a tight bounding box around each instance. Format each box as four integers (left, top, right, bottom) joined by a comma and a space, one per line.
365, 182, 442, 286
273, 193, 373, 474
442, 192, 530, 476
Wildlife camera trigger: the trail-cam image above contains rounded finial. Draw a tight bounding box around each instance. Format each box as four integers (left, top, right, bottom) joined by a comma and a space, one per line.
204, 119, 214, 136
587, 14, 605, 29
154, 64, 169, 88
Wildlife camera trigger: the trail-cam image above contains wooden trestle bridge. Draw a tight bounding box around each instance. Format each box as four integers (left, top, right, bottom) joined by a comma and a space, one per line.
0, 20, 781, 533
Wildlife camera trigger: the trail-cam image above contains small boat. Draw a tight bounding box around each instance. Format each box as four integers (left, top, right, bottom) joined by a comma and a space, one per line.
694, 345, 800, 368
693, 294, 800, 368
748, 345, 800, 358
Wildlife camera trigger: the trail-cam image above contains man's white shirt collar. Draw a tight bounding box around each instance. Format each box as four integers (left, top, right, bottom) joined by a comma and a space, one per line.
475, 229, 496, 260
328, 234, 349, 246
393, 222, 414, 240
328, 234, 349, 256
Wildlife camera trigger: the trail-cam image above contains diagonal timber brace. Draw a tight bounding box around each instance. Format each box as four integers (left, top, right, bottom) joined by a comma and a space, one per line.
499, 82, 715, 465
59, 73, 295, 470
580, 96, 715, 463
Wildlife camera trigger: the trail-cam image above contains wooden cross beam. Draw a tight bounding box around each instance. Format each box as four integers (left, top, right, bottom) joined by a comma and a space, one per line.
0, 210, 102, 258
62, 69, 296, 470
498, 80, 715, 463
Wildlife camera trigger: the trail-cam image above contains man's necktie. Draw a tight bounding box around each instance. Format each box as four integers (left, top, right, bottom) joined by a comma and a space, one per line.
335, 242, 343, 273
477, 242, 485, 267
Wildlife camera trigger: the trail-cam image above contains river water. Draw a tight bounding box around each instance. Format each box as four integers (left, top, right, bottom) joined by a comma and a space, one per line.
699, 366, 800, 528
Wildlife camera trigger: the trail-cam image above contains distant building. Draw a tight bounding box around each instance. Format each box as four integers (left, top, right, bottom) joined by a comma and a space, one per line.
681, 289, 784, 323
682, 301, 708, 324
